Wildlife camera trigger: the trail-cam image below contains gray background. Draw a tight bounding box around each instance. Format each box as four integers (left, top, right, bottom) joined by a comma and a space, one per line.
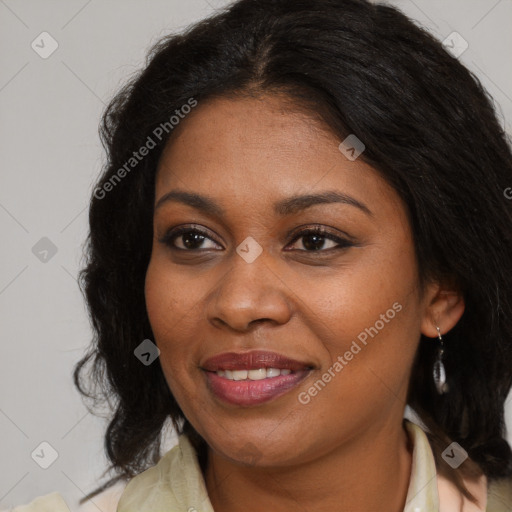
1, 0, 511, 510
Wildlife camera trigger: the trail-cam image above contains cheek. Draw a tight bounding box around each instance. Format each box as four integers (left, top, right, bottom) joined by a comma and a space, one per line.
144, 252, 202, 336
305, 234, 421, 391
145, 259, 173, 340
144, 257, 193, 376
310, 240, 417, 335
296, 292, 420, 444
144, 253, 217, 413
144, 262, 199, 422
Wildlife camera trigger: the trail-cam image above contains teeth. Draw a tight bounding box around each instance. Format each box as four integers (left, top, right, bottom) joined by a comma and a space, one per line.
215, 367, 294, 380
266, 367, 281, 378
232, 370, 248, 381
247, 368, 267, 380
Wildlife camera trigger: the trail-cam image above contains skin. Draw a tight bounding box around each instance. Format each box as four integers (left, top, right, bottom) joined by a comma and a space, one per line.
144, 93, 465, 512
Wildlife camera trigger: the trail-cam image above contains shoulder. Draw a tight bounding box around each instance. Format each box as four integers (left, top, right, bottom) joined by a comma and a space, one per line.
3, 481, 127, 512
3, 492, 71, 512
117, 435, 214, 512
116, 438, 186, 509
486, 474, 512, 511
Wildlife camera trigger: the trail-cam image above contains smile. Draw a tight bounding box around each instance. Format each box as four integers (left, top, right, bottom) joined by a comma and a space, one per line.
215, 368, 292, 380
201, 350, 314, 406
204, 367, 311, 406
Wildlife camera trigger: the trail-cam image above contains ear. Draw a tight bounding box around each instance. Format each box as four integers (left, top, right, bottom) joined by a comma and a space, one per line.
420, 278, 465, 338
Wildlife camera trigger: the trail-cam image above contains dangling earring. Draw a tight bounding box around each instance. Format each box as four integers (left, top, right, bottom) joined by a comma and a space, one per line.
433, 326, 448, 394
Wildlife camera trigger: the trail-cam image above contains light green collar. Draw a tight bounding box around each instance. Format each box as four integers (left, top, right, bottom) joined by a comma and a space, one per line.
116, 420, 487, 512
402, 419, 440, 511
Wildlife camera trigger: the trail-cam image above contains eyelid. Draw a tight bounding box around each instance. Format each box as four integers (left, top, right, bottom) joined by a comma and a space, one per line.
287, 224, 356, 244
285, 226, 354, 252
158, 224, 222, 248
159, 223, 355, 252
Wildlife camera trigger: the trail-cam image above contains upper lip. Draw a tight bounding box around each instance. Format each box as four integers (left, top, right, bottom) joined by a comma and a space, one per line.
201, 350, 314, 372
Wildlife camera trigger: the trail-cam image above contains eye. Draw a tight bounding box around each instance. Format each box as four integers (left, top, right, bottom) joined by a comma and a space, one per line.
158, 225, 354, 253
159, 225, 221, 251
286, 226, 354, 252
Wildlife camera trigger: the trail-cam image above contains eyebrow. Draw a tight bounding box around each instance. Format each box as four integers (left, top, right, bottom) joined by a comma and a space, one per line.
155, 189, 373, 217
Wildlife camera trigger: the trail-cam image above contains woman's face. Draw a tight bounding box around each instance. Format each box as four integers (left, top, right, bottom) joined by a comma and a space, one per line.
145, 93, 432, 466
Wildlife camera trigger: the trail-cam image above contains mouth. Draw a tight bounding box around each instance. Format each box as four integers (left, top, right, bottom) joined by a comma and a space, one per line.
201, 350, 314, 406
214, 367, 293, 380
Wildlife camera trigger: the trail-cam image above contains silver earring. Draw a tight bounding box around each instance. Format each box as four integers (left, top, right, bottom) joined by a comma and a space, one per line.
433, 326, 448, 394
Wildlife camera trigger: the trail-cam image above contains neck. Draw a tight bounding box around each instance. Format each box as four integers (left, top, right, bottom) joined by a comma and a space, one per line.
205, 417, 413, 512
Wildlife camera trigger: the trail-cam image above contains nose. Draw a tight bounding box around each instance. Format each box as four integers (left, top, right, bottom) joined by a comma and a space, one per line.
206, 251, 293, 332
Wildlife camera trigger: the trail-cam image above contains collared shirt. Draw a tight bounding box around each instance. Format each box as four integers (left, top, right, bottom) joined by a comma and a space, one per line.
8, 420, 512, 511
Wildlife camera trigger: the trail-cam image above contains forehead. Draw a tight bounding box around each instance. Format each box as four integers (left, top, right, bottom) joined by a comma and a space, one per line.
155, 94, 403, 222
157, 94, 333, 175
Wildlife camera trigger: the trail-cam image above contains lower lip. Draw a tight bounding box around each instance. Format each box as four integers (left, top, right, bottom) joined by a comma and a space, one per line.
204, 370, 311, 406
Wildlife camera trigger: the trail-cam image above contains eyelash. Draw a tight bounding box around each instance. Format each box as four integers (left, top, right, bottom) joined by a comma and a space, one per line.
158, 225, 354, 253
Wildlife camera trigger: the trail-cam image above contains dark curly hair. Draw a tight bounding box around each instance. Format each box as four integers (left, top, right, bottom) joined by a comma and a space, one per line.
75, 0, 512, 504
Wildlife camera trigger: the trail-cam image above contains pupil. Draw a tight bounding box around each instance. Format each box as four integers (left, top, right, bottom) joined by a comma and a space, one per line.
183, 233, 204, 249
303, 234, 324, 251
180, 233, 327, 250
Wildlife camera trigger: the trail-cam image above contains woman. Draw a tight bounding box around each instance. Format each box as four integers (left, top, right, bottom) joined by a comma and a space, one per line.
12, 0, 512, 510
